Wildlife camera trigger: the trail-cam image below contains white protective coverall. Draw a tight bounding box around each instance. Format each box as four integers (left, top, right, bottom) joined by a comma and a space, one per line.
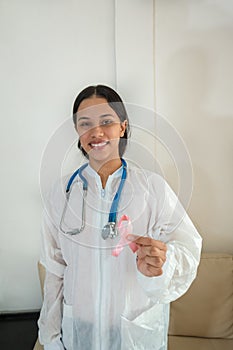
38, 163, 202, 350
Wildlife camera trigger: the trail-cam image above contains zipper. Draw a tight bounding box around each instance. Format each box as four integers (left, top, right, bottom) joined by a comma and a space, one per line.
97, 179, 111, 349
98, 185, 106, 350
101, 188, 105, 198
99, 247, 103, 350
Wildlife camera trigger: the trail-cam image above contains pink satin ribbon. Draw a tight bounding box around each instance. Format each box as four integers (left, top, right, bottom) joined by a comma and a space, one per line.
112, 215, 138, 257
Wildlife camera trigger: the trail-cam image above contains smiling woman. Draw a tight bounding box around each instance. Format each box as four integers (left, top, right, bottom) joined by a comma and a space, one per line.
37, 84, 202, 350
73, 85, 130, 161
75, 96, 127, 178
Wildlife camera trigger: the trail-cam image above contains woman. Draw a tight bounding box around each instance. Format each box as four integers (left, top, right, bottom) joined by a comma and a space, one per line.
38, 85, 202, 350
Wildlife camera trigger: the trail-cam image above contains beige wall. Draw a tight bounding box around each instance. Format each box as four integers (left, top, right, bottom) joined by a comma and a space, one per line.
155, 0, 233, 253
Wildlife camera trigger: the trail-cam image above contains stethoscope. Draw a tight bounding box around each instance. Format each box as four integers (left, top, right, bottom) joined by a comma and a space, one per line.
59, 159, 127, 240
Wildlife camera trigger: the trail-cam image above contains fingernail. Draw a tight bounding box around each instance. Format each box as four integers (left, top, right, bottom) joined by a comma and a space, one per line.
126, 234, 135, 241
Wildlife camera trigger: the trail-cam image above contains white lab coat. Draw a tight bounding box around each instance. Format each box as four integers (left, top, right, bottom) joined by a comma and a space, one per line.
38, 163, 202, 350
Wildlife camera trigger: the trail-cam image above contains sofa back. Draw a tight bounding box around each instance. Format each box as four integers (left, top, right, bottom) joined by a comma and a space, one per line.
168, 253, 233, 339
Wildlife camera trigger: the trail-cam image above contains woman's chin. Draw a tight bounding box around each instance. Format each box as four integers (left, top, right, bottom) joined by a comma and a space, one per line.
88, 149, 120, 165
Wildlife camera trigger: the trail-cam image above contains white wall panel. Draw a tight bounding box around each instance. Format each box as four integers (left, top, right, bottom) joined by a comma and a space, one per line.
115, 0, 155, 108
155, 0, 233, 253
0, 0, 116, 312
115, 0, 156, 172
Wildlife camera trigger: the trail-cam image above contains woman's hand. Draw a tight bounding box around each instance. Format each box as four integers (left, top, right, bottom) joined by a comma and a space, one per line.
127, 235, 167, 277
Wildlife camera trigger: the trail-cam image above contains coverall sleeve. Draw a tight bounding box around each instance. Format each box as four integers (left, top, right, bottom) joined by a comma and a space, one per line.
137, 176, 202, 303
38, 204, 66, 349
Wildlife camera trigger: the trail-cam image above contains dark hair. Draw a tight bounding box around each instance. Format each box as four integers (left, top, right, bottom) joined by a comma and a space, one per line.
72, 84, 130, 158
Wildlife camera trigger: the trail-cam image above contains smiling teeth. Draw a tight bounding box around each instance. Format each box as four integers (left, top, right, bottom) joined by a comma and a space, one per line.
91, 142, 108, 147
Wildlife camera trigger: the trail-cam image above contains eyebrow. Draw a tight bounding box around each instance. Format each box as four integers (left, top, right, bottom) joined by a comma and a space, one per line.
77, 113, 114, 121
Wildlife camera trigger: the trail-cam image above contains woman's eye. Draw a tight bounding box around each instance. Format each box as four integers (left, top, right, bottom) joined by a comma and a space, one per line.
102, 119, 113, 126
79, 122, 91, 128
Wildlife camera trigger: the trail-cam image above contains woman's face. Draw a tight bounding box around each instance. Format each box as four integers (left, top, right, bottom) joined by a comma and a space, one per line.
75, 96, 127, 165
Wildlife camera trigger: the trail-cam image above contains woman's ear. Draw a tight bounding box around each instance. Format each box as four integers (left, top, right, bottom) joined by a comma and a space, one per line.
120, 120, 127, 137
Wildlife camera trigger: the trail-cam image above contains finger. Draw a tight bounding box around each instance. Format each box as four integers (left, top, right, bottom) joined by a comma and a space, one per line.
127, 235, 167, 251
137, 245, 167, 261
126, 234, 141, 242
144, 255, 165, 268
137, 251, 166, 266
146, 264, 163, 277
137, 258, 163, 277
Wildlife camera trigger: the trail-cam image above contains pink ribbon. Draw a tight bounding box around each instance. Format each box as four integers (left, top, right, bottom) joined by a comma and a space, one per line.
112, 215, 138, 257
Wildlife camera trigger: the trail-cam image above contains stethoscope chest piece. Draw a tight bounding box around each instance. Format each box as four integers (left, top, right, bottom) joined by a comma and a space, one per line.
102, 222, 118, 240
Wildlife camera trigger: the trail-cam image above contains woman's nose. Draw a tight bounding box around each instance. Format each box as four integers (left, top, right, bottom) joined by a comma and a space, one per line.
90, 124, 104, 137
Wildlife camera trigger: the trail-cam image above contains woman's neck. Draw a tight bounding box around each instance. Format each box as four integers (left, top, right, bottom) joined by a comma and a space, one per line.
90, 158, 122, 189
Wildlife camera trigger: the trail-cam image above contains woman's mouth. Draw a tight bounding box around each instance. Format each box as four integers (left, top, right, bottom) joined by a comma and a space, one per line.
89, 141, 109, 150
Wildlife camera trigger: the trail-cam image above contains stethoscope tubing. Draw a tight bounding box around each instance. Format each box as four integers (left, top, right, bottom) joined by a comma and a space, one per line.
59, 159, 127, 238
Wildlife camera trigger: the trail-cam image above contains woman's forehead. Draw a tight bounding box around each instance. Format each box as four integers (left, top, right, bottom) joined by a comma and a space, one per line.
77, 97, 118, 119
78, 96, 107, 110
